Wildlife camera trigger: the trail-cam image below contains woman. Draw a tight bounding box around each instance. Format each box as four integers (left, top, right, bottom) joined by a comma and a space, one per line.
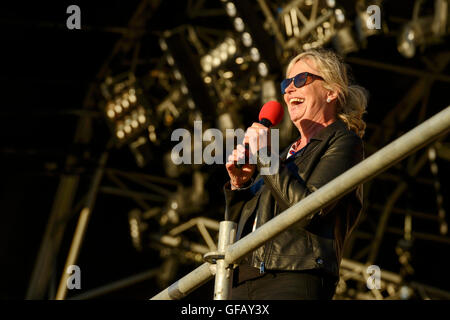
224, 48, 368, 300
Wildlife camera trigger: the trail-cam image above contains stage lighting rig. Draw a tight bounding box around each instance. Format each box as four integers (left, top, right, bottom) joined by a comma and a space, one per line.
200, 37, 238, 74
101, 74, 152, 148
278, 0, 337, 52
220, 0, 280, 77
159, 31, 217, 124
397, 0, 449, 58
159, 37, 196, 113
194, 1, 282, 124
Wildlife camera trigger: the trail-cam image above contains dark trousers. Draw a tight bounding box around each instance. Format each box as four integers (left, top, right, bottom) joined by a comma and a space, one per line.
231, 271, 337, 300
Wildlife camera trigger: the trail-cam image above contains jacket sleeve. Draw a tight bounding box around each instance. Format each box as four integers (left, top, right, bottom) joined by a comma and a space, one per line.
258, 132, 364, 212
223, 180, 255, 222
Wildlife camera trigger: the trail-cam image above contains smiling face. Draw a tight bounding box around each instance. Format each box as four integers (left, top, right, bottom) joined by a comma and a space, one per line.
283, 58, 337, 129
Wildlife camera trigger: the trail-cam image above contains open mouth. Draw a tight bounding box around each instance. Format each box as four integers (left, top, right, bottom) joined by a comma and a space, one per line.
289, 97, 305, 106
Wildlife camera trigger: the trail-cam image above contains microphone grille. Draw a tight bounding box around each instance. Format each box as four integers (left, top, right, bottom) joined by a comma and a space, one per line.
259, 101, 284, 126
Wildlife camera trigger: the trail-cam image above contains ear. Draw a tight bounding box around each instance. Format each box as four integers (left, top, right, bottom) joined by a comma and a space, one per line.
326, 91, 339, 103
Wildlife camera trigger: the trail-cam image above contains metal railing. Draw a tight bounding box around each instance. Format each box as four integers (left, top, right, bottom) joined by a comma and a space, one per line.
151, 106, 450, 300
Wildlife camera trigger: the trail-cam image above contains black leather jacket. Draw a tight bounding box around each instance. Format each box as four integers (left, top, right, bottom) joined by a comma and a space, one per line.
224, 120, 364, 278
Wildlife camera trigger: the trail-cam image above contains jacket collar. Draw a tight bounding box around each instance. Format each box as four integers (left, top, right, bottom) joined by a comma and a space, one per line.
310, 119, 347, 141
281, 119, 348, 160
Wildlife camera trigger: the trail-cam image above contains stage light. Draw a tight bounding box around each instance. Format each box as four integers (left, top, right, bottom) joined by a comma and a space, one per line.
162, 31, 217, 124
233, 17, 245, 32
173, 70, 182, 81
219, 50, 228, 62
181, 84, 189, 95
201, 55, 213, 73
107, 109, 115, 119
242, 32, 252, 47
159, 38, 168, 52
396, 14, 441, 58
250, 47, 260, 62
225, 2, 236, 17
335, 8, 345, 24
397, 24, 417, 58
129, 95, 137, 104
226, 38, 237, 55
212, 56, 220, 67
102, 72, 152, 149
148, 125, 157, 143
203, 76, 212, 84
117, 131, 124, 139
166, 54, 175, 67
258, 62, 268, 77
122, 98, 130, 109
326, 0, 336, 8
114, 103, 122, 114
201, 37, 237, 73
396, 0, 449, 58
223, 71, 233, 79
316, 26, 324, 39
116, 121, 125, 138
332, 26, 359, 55
187, 99, 195, 109
106, 103, 115, 119
235, 57, 244, 64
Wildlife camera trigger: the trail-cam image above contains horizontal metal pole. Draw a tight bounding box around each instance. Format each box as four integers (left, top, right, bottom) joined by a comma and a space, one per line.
151, 106, 450, 300
151, 263, 214, 300
340, 258, 401, 284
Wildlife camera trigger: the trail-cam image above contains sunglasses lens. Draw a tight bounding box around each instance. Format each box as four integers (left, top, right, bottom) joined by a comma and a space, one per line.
294, 73, 307, 88
281, 73, 309, 94
281, 79, 292, 94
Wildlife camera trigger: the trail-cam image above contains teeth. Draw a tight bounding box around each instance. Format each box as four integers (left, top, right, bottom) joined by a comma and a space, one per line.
289, 98, 305, 104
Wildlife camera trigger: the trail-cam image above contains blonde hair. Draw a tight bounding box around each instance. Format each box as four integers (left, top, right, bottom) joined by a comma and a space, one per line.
286, 49, 368, 138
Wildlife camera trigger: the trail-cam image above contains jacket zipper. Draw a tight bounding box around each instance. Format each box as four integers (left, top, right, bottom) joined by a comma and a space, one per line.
258, 239, 272, 274
259, 261, 265, 274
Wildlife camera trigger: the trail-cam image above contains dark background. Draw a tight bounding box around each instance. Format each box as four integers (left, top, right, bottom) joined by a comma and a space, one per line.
0, 0, 449, 300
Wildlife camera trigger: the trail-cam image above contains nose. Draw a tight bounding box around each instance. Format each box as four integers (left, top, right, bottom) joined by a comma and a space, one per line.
285, 80, 296, 94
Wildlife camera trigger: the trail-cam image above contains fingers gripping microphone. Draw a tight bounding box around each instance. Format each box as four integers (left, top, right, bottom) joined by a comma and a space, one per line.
235, 101, 284, 168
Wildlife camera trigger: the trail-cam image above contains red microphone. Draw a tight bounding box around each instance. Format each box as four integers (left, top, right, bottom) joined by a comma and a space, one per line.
235, 101, 284, 168
258, 100, 284, 128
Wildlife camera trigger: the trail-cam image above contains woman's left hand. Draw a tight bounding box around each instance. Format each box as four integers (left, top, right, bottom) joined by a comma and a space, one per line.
244, 122, 271, 157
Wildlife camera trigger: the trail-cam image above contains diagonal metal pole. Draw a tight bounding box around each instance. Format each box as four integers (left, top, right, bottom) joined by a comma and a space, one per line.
54, 148, 110, 300
151, 106, 450, 300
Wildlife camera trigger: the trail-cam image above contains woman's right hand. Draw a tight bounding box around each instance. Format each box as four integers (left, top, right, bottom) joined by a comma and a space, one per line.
226, 144, 255, 189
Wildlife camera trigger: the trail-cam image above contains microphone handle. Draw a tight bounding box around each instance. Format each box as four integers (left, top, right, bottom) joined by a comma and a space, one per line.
235, 118, 272, 169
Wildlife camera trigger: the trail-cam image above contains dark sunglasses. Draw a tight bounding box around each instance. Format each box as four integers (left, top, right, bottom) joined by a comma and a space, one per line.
280, 72, 324, 95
